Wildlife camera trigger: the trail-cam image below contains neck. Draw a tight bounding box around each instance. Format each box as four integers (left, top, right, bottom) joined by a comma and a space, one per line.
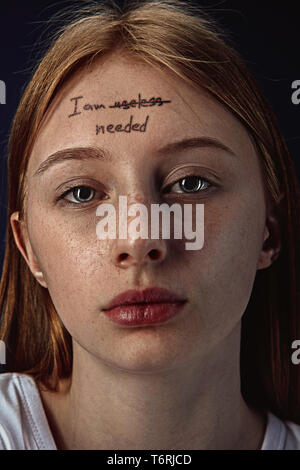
39, 323, 266, 450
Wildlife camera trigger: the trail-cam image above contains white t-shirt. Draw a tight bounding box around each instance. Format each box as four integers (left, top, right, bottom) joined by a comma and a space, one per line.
0, 372, 299, 450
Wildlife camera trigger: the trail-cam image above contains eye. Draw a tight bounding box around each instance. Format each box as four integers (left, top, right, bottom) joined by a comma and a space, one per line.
58, 185, 100, 205
168, 176, 211, 194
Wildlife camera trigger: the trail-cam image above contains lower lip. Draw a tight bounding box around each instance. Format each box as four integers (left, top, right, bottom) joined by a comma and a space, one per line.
103, 302, 186, 326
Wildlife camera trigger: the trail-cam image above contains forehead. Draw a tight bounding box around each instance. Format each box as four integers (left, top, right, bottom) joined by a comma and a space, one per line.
29, 52, 256, 172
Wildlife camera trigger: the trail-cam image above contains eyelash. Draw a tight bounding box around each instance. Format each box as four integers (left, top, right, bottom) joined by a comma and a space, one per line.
163, 175, 212, 195
57, 185, 106, 206
57, 175, 213, 206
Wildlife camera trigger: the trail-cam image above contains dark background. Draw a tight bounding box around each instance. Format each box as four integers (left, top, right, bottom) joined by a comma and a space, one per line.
0, 0, 300, 273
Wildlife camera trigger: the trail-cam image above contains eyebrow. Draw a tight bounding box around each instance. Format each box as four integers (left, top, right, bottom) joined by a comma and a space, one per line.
33, 136, 236, 177
34, 146, 111, 176
156, 136, 236, 158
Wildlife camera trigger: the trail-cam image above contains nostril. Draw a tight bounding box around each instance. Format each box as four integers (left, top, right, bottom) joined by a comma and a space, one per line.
119, 253, 129, 261
148, 249, 161, 260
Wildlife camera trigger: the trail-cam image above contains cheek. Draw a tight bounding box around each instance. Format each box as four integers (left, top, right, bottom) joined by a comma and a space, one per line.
191, 190, 266, 318
27, 204, 112, 314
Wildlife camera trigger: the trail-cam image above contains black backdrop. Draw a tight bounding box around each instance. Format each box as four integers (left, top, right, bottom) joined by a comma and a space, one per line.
0, 0, 300, 272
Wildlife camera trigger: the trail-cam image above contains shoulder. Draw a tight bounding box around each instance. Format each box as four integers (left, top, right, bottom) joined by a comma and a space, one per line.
0, 371, 37, 396
262, 411, 300, 450
0, 372, 56, 450
284, 419, 300, 450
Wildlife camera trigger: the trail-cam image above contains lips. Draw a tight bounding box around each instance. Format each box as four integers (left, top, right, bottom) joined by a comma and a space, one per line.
103, 287, 186, 310
102, 287, 187, 326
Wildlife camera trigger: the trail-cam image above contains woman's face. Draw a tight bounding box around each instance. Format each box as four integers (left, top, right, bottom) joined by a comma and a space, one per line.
12, 53, 272, 372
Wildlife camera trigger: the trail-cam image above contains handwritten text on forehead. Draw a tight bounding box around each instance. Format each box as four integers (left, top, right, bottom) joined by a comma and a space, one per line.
67, 93, 172, 136
68, 93, 171, 117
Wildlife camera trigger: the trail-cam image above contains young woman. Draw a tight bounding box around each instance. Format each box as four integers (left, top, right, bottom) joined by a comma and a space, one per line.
0, 0, 299, 450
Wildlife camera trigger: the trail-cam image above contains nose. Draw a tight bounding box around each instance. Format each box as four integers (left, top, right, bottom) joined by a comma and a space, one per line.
112, 237, 168, 269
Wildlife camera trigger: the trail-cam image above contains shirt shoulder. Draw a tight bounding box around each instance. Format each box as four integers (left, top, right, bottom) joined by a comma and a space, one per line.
0, 372, 57, 450
284, 419, 300, 450
261, 411, 300, 450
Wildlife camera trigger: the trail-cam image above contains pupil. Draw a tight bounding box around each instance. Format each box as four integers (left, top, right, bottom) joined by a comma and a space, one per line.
76, 187, 93, 201
180, 176, 201, 192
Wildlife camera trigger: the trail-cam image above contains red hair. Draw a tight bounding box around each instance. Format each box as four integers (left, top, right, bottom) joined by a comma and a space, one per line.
0, 0, 299, 421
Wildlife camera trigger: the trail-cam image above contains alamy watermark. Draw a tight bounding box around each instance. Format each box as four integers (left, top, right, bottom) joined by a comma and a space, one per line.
96, 196, 204, 250
291, 80, 300, 105
0, 80, 6, 104
291, 340, 300, 365
0, 340, 5, 365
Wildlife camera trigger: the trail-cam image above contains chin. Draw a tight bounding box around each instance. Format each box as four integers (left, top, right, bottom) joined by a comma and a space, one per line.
100, 334, 184, 374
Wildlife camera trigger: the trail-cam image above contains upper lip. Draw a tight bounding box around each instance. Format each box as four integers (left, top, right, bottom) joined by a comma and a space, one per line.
103, 287, 187, 311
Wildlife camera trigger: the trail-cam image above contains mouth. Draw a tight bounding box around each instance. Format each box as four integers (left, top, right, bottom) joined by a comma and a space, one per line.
102, 287, 187, 326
